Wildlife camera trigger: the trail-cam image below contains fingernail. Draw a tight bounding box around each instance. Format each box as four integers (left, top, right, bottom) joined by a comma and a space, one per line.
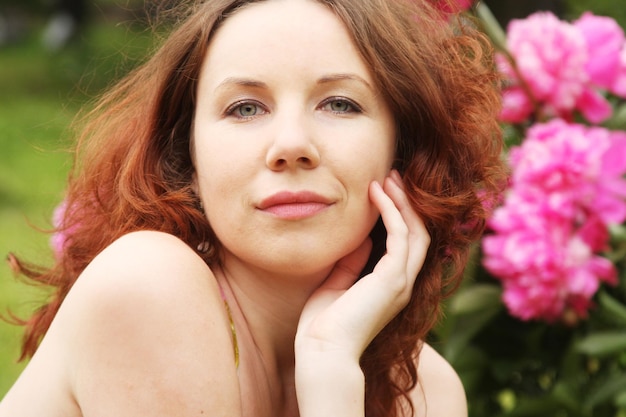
371, 180, 383, 191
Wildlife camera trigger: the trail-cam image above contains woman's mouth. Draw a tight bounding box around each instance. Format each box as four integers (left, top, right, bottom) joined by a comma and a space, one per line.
257, 191, 333, 220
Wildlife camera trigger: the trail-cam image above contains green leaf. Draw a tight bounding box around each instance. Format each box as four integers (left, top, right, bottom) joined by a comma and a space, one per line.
583, 374, 626, 411
452, 345, 489, 394
442, 307, 502, 363
552, 382, 584, 413
604, 103, 626, 130
448, 283, 503, 315
475, 3, 508, 53
576, 332, 626, 357
439, 284, 503, 363
615, 391, 626, 408
504, 395, 572, 417
597, 291, 626, 326
610, 224, 626, 242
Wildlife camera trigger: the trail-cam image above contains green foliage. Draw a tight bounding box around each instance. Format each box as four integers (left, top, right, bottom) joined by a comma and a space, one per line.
0, 13, 154, 398
433, 248, 626, 417
565, 0, 626, 28
431, 1, 626, 415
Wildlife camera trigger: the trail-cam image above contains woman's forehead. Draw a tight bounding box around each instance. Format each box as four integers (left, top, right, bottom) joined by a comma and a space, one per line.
199, 0, 375, 89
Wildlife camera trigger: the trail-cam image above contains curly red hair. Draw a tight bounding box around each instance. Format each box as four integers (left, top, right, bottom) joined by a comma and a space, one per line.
11, 1, 505, 416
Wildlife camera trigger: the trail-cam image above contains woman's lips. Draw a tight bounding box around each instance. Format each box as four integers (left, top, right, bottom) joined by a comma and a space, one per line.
257, 191, 333, 220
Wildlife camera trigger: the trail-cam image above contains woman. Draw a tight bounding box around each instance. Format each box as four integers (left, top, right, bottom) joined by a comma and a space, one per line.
0, 0, 504, 416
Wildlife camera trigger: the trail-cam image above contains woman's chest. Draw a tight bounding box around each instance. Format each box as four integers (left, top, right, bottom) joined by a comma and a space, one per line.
236, 351, 299, 417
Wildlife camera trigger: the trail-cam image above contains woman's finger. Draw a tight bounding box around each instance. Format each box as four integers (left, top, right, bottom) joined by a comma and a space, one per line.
384, 171, 431, 278
368, 180, 412, 297
321, 237, 372, 291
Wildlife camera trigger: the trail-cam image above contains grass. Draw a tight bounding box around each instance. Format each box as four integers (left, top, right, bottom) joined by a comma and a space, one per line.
0, 9, 154, 397
1, 0, 625, 403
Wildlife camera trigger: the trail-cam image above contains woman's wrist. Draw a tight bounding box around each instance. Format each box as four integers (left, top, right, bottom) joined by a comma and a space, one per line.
295, 351, 365, 417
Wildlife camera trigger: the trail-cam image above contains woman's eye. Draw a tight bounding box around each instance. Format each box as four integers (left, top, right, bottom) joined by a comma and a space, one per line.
226, 101, 266, 118
322, 98, 361, 114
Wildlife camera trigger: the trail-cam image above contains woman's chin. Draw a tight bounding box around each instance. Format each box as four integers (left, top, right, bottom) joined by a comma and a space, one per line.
223, 241, 357, 280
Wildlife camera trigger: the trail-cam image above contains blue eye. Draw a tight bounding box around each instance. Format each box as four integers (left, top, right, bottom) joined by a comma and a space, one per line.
322, 98, 361, 114
226, 101, 266, 118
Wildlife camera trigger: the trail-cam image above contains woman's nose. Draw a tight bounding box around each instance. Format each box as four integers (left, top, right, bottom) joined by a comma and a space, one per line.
265, 111, 321, 171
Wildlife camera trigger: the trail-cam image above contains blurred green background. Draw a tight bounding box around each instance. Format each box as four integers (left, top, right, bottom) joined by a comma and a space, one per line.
0, 0, 625, 407
0, 0, 155, 395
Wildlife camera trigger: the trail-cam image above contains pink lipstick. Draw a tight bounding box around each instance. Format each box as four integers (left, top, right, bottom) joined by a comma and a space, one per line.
257, 191, 333, 220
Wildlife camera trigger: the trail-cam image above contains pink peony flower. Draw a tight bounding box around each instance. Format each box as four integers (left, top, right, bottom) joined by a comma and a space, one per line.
498, 12, 617, 124
430, 0, 473, 14
482, 120, 626, 322
509, 121, 626, 222
50, 198, 79, 260
574, 12, 626, 97
499, 84, 534, 124
50, 200, 68, 259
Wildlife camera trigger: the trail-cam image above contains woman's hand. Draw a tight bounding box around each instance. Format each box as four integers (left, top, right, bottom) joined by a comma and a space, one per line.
295, 169, 431, 358
294, 170, 430, 417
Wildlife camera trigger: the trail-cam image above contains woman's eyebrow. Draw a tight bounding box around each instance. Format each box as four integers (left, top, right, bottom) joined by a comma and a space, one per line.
317, 73, 374, 91
212, 73, 374, 94
214, 77, 268, 93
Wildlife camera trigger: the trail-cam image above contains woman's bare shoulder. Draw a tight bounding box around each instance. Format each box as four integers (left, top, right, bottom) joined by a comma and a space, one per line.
81, 228, 207, 282
54, 231, 241, 415
409, 342, 468, 417
62, 231, 219, 321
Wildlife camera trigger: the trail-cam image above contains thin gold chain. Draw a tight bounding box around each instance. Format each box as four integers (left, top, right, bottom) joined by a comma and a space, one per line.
222, 297, 240, 369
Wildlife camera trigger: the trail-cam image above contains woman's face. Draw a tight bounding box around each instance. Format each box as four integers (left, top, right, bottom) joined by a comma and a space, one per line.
192, 0, 396, 276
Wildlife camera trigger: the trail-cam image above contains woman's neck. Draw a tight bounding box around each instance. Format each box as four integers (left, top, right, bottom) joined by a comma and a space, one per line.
214, 256, 333, 372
